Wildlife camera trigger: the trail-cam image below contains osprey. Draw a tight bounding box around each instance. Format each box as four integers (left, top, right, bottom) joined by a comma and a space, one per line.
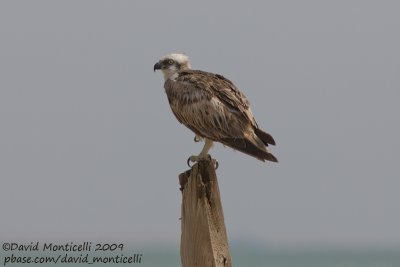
154, 53, 278, 166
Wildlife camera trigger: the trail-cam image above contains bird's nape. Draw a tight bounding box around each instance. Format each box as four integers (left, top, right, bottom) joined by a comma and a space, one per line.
154, 53, 277, 165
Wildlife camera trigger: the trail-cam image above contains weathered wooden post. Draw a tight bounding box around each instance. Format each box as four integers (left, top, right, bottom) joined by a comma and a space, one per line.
179, 159, 232, 267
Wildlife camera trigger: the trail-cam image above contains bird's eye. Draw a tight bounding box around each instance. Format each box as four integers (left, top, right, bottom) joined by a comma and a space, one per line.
168, 59, 174, 65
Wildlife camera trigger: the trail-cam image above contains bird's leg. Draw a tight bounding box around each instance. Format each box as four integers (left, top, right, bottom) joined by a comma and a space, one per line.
187, 139, 218, 169
191, 138, 213, 161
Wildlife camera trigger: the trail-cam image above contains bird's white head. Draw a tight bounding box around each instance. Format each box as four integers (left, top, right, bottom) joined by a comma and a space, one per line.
154, 53, 192, 81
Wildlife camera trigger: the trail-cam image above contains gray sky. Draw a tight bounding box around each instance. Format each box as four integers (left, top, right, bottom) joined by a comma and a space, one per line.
1, 1, 399, 248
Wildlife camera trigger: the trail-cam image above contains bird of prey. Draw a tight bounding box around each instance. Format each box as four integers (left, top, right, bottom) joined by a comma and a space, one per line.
154, 53, 277, 167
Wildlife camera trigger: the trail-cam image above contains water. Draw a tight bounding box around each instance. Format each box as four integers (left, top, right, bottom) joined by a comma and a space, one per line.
2, 246, 399, 267
232, 249, 400, 267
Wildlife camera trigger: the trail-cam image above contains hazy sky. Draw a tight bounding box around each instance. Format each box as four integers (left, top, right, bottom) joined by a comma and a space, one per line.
1, 1, 399, 248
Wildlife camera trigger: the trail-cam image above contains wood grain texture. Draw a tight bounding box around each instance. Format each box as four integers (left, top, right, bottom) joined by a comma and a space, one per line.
179, 159, 232, 267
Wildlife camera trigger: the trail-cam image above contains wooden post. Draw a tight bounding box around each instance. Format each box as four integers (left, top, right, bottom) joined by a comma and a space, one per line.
179, 159, 232, 267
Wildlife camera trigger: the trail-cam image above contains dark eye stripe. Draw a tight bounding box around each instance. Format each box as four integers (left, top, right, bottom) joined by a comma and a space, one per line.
163, 59, 173, 65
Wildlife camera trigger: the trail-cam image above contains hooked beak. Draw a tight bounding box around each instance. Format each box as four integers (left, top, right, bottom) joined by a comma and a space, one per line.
153, 62, 162, 72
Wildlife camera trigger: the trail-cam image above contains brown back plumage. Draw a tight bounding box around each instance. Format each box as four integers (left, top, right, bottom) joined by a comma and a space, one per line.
164, 70, 278, 162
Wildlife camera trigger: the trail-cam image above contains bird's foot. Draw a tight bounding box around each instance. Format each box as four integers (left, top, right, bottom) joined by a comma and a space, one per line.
187, 154, 219, 169
193, 135, 203, 142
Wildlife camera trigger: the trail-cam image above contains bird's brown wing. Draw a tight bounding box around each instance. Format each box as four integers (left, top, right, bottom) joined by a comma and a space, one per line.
164, 70, 277, 162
